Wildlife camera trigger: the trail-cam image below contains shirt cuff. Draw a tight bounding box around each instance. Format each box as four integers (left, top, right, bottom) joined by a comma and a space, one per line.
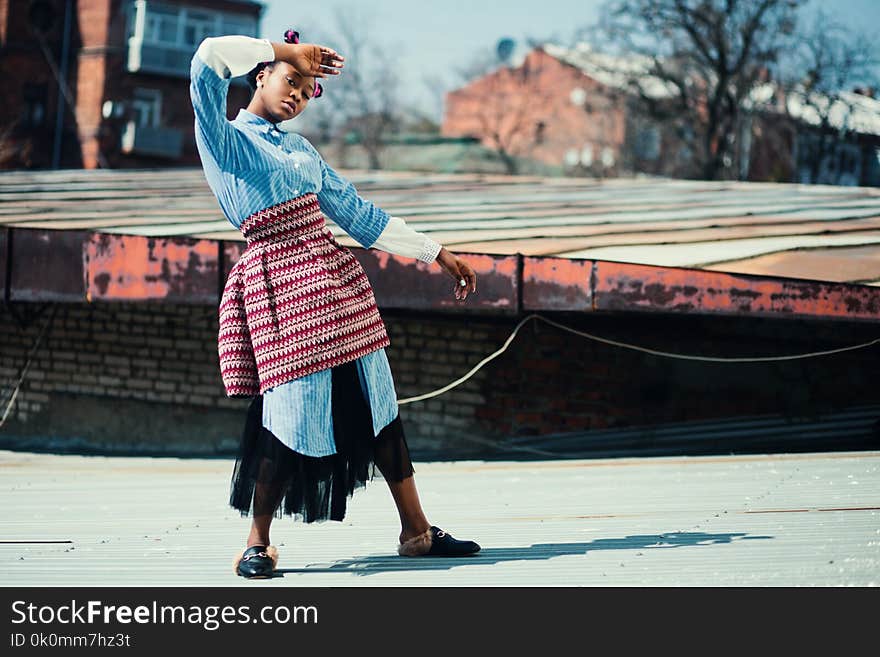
371, 215, 443, 263
419, 236, 443, 264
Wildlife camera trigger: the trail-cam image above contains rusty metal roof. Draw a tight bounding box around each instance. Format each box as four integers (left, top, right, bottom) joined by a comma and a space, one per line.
1, 169, 879, 322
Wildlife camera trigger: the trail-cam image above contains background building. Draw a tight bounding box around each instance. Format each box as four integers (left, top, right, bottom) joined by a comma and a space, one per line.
443, 43, 880, 185
0, 0, 262, 170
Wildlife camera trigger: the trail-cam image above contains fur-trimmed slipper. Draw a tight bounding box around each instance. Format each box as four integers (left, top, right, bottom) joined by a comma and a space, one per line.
233, 545, 279, 578
397, 526, 480, 557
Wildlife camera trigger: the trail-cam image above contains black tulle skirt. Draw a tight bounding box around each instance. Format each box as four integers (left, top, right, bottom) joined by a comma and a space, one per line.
229, 358, 415, 523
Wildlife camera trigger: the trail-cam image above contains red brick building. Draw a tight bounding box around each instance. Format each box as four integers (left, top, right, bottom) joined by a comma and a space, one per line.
443, 43, 880, 185
442, 44, 676, 177
0, 0, 262, 170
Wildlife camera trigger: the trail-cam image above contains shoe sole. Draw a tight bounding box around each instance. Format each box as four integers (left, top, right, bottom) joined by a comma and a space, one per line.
402, 548, 481, 557
233, 545, 279, 578
237, 568, 274, 579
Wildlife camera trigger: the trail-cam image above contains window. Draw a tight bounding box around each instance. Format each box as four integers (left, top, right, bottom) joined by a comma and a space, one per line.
223, 16, 257, 36
634, 126, 660, 160
600, 146, 615, 168
132, 88, 162, 127
126, 1, 258, 76
143, 4, 178, 44
580, 143, 593, 167
131, 2, 258, 47
22, 83, 48, 129
534, 121, 545, 145
182, 10, 215, 48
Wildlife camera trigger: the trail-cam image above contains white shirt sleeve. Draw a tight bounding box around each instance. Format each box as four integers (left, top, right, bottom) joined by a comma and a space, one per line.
190, 36, 275, 167
370, 216, 443, 263
195, 35, 275, 79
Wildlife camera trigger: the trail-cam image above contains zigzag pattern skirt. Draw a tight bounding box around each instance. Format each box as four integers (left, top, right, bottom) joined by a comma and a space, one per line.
229, 359, 415, 523
218, 194, 391, 397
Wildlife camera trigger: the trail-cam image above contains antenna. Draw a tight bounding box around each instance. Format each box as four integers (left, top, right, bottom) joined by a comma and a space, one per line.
496, 38, 515, 64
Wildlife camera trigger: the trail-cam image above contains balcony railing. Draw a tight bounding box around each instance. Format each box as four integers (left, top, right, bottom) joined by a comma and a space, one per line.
120, 122, 183, 159
127, 37, 194, 77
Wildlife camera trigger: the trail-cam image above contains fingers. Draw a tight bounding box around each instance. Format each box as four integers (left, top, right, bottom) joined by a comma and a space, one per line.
450, 260, 477, 301
454, 276, 466, 301
321, 48, 345, 75
295, 45, 345, 79
317, 47, 345, 77
463, 264, 477, 293
437, 250, 476, 301
321, 48, 345, 64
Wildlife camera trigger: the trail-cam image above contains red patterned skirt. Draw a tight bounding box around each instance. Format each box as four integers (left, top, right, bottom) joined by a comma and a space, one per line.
218, 195, 391, 397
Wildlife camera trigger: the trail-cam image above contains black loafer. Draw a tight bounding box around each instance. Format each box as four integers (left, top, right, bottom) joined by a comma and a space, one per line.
398, 526, 480, 557
427, 526, 480, 556
234, 545, 278, 579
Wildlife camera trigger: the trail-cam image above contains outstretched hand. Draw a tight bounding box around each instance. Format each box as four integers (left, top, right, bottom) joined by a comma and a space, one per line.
436, 248, 477, 301
288, 43, 345, 78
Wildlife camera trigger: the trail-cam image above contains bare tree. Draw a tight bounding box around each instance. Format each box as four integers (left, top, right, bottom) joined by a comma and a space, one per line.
445, 33, 578, 175
447, 46, 551, 174
585, 0, 803, 180
316, 8, 402, 170
453, 44, 505, 85
780, 9, 879, 184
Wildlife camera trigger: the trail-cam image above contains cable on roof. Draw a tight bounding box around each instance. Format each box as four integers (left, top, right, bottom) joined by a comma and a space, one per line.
397, 312, 880, 405
0, 303, 58, 430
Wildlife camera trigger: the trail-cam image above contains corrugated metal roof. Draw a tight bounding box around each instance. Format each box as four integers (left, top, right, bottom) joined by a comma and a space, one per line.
1, 448, 877, 585
2, 169, 879, 286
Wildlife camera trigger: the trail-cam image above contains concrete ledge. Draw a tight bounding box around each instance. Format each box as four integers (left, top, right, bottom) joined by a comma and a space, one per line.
4, 227, 880, 322
522, 255, 880, 322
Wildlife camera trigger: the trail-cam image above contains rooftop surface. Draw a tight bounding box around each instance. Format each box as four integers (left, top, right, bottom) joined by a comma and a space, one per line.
3, 169, 880, 322
2, 169, 879, 285
0, 169, 880, 285
2, 448, 877, 586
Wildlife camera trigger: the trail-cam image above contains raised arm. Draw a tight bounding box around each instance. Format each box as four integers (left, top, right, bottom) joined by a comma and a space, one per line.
190, 35, 344, 166
190, 35, 275, 165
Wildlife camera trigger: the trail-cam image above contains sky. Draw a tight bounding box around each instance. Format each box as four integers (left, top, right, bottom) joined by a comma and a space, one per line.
258, 0, 880, 122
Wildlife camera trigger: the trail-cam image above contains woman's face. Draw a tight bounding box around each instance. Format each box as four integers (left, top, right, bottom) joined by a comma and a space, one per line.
257, 62, 315, 122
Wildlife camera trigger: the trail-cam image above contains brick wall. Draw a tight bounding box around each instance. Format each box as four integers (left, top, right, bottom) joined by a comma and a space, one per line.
0, 302, 241, 454
2, 301, 878, 458
0, 0, 8, 45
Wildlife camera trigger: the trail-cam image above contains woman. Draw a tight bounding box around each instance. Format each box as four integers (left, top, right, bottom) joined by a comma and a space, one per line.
190, 29, 481, 579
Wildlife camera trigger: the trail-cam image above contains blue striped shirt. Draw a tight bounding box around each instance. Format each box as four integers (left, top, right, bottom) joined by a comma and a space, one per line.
190, 45, 399, 457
